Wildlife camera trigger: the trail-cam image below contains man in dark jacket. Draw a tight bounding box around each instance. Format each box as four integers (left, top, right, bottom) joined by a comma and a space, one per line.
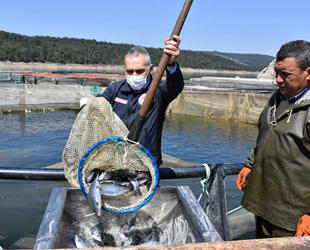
97, 35, 184, 166
236, 40, 310, 238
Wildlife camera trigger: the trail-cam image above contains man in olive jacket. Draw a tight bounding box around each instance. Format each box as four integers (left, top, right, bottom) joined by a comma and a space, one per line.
236, 40, 310, 238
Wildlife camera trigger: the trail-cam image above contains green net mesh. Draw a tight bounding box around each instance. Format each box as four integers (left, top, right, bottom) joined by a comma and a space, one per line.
62, 97, 158, 212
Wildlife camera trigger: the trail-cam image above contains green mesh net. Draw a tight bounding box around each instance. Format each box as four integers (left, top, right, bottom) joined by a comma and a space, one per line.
62, 97, 159, 213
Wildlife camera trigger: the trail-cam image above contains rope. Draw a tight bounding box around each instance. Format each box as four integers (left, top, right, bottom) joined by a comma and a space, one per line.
227, 205, 243, 215
185, 97, 200, 111
197, 163, 211, 210
125, 137, 140, 146
90, 85, 102, 96
24, 83, 32, 95
287, 109, 292, 124
270, 101, 277, 126
23, 84, 39, 110
75, 85, 86, 97
108, 98, 117, 137
196, 163, 244, 215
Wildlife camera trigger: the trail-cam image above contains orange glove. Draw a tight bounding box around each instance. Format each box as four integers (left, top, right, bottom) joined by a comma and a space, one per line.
236, 166, 251, 191
295, 214, 310, 236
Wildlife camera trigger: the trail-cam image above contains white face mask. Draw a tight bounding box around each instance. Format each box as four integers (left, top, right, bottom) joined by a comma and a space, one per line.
126, 75, 148, 90
126, 67, 149, 90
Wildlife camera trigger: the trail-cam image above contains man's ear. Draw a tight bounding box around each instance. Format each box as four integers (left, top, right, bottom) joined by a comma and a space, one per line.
306, 67, 310, 80
149, 64, 154, 74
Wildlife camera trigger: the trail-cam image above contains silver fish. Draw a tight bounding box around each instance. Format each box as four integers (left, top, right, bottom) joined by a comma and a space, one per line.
141, 227, 160, 243
117, 180, 132, 187
128, 177, 142, 196
99, 182, 133, 196
90, 224, 103, 243
136, 171, 151, 179
115, 170, 137, 178
100, 179, 131, 187
120, 214, 136, 232
128, 215, 136, 227
89, 175, 102, 217
140, 227, 154, 243
147, 216, 162, 242
138, 177, 151, 186
72, 233, 89, 248
98, 170, 114, 183
85, 170, 95, 184
123, 226, 144, 246
149, 224, 162, 242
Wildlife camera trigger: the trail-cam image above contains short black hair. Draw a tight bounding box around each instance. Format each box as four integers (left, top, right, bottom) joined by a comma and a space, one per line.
276, 40, 310, 72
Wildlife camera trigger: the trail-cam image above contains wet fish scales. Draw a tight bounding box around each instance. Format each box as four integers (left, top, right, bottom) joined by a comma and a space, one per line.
124, 226, 144, 246
136, 171, 152, 179
88, 175, 102, 217
90, 224, 103, 243
99, 182, 133, 196
85, 170, 95, 183
128, 177, 142, 196
98, 170, 114, 183
115, 169, 137, 178
72, 233, 89, 248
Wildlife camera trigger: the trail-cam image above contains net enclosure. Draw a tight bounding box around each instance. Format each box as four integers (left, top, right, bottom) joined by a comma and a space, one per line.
62, 97, 159, 213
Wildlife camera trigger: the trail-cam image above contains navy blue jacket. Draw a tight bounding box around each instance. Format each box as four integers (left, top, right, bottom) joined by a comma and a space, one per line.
97, 63, 184, 166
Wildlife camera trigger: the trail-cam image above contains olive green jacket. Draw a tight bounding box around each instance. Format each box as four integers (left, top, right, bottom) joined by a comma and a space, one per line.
242, 90, 310, 231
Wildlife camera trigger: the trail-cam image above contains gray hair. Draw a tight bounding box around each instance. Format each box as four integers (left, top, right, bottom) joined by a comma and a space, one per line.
276, 40, 310, 72
124, 46, 151, 66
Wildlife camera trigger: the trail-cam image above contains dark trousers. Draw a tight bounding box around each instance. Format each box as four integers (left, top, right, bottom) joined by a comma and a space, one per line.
255, 216, 295, 238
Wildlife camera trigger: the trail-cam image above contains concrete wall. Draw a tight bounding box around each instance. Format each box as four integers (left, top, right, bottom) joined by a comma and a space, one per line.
0, 84, 272, 124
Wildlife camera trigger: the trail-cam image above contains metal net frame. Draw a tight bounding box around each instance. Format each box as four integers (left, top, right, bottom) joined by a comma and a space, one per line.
78, 137, 159, 213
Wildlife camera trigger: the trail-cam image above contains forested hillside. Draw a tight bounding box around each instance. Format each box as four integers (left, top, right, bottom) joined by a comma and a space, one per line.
213, 51, 274, 72
0, 30, 274, 71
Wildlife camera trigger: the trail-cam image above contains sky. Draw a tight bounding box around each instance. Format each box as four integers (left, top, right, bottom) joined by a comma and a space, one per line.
1, 0, 310, 57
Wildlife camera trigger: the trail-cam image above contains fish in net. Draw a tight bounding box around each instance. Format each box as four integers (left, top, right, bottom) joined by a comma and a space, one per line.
62, 96, 159, 214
